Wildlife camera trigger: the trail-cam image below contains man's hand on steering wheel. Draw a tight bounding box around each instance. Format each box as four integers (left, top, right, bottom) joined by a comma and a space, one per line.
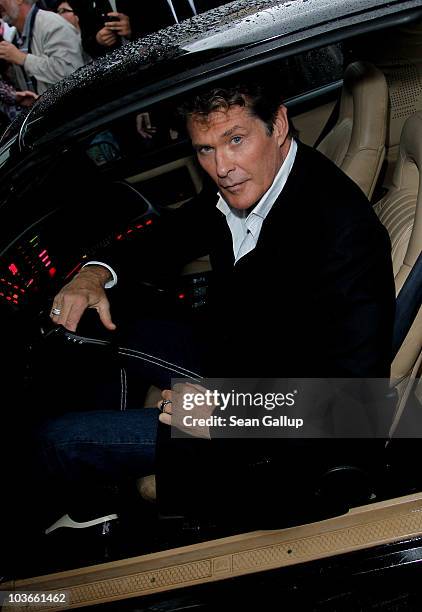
50, 265, 116, 332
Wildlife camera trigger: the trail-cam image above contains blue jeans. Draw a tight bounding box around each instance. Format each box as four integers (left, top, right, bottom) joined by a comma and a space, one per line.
40, 408, 159, 489
36, 318, 203, 510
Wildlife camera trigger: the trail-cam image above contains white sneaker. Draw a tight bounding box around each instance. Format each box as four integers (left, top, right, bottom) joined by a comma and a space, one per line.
45, 513, 118, 535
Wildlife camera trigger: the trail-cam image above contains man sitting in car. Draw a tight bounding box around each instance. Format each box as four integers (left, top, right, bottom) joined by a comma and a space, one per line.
43, 74, 396, 531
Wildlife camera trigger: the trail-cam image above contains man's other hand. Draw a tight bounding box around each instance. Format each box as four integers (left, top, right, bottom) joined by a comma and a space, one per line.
104, 12, 132, 38
0, 41, 26, 65
158, 384, 214, 440
96, 27, 118, 47
50, 265, 116, 332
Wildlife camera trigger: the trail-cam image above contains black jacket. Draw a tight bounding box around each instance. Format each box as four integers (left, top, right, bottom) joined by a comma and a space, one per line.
97, 141, 396, 519
70, 0, 230, 59
103, 141, 395, 380
70, 0, 175, 58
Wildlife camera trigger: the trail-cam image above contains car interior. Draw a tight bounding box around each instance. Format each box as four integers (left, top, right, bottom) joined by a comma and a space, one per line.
1, 12, 422, 609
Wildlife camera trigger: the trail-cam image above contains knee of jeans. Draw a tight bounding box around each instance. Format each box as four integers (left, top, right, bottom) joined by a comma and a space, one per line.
36, 413, 86, 448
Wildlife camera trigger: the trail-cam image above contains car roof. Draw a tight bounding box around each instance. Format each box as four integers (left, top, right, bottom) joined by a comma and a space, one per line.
3, 0, 422, 151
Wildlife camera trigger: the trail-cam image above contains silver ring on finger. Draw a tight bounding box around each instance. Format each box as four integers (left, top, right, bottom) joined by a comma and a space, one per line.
51, 307, 62, 316
159, 399, 172, 413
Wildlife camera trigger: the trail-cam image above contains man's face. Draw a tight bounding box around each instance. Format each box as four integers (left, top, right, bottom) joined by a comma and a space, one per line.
188, 104, 290, 210
0, 0, 20, 25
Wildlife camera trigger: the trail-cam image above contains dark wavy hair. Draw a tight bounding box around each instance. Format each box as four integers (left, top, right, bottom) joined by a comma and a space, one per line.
178, 77, 297, 138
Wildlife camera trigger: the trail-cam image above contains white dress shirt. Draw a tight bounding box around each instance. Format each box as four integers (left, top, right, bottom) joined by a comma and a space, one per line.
84, 139, 297, 285
216, 138, 297, 263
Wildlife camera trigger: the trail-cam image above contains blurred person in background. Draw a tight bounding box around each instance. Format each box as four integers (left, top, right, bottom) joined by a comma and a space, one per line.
55, 1, 91, 63
69, 0, 173, 59
0, 17, 37, 129
71, 0, 233, 60
0, 0, 84, 94
0, 77, 36, 107
0, 77, 37, 130
55, 0, 79, 30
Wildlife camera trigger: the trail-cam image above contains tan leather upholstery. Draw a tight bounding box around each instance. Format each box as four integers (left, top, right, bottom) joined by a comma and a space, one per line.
317, 61, 388, 199
352, 21, 422, 186
293, 100, 337, 147
374, 111, 422, 383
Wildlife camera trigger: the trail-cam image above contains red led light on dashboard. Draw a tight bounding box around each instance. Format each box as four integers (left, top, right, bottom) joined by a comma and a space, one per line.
146, 219, 153, 226
8, 263, 18, 276
49, 267, 57, 278
64, 263, 82, 280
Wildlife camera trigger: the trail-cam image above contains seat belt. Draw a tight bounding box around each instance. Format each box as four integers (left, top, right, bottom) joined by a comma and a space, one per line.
313, 95, 341, 149
392, 250, 422, 360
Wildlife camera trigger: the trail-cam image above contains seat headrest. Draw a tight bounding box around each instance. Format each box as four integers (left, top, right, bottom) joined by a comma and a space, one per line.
339, 62, 388, 150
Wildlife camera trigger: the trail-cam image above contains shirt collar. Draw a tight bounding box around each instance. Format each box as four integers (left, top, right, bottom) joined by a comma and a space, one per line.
216, 138, 298, 221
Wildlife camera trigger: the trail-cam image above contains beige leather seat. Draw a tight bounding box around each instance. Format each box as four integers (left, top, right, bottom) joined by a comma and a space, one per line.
351, 20, 422, 186
374, 111, 422, 386
317, 61, 388, 199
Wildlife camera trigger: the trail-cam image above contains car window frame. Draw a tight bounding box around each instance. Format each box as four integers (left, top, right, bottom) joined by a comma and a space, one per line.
17, 3, 422, 153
